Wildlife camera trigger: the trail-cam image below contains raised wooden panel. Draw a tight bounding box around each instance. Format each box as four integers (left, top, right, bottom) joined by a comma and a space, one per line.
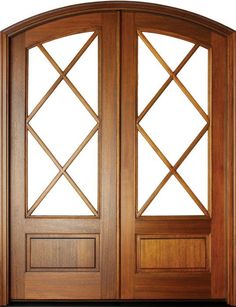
26, 234, 99, 272
137, 235, 208, 272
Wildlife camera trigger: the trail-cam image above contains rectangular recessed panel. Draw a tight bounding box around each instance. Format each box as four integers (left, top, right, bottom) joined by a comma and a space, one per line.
27, 234, 99, 271
138, 236, 208, 271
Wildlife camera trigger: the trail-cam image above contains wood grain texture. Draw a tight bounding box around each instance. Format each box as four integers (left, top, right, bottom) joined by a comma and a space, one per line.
0, 2, 235, 305
120, 12, 137, 299
27, 234, 99, 271
134, 272, 211, 299
227, 31, 236, 306
10, 12, 119, 300
25, 272, 100, 299
136, 218, 211, 234
25, 13, 102, 48
138, 236, 208, 271
100, 12, 119, 299
210, 32, 227, 299
120, 10, 230, 302
4, 2, 233, 37
0, 31, 9, 307
10, 32, 27, 299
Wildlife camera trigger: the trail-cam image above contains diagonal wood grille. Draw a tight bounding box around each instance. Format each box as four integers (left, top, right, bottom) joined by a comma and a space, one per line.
27, 31, 99, 216
137, 31, 209, 217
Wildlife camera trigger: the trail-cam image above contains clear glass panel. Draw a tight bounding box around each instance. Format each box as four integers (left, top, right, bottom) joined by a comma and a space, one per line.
28, 133, 58, 209
43, 32, 93, 70
68, 132, 98, 209
178, 47, 208, 113
27, 32, 99, 216
140, 81, 205, 164
28, 47, 59, 114
143, 176, 204, 216
178, 133, 208, 208
138, 36, 169, 115
68, 37, 98, 114
30, 80, 96, 165
138, 31, 209, 216
143, 32, 194, 71
138, 133, 169, 210
32, 176, 93, 216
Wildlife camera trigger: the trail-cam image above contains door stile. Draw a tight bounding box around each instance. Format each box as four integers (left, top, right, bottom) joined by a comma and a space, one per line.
100, 12, 120, 299
210, 32, 227, 298
10, 32, 27, 298
120, 12, 137, 299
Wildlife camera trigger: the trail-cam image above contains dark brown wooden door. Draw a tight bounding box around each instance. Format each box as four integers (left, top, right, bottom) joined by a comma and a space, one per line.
10, 12, 119, 300
10, 9, 227, 301
120, 12, 227, 300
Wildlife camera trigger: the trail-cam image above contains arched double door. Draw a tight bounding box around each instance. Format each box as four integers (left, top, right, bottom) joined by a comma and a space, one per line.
2, 1, 235, 304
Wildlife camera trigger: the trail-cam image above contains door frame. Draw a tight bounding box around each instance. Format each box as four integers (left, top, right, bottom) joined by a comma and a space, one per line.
0, 1, 235, 305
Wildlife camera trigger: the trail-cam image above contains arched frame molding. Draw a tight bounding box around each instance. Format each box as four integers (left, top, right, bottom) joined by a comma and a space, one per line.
0, 2, 235, 305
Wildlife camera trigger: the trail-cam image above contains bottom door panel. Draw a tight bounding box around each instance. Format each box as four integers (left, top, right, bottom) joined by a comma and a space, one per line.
134, 272, 211, 299
25, 273, 100, 300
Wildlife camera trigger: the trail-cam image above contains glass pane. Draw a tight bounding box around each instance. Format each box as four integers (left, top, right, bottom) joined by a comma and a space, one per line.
143, 176, 204, 216
27, 32, 99, 216
30, 80, 96, 165
138, 36, 169, 115
32, 176, 93, 216
43, 32, 93, 70
143, 32, 194, 70
140, 81, 205, 164
137, 31, 209, 216
28, 47, 59, 114
28, 133, 58, 209
178, 133, 208, 208
68, 37, 98, 114
138, 133, 168, 210
178, 47, 208, 113
68, 132, 98, 209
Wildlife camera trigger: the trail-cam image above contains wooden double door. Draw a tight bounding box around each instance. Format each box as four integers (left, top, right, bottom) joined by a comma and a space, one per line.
10, 9, 227, 301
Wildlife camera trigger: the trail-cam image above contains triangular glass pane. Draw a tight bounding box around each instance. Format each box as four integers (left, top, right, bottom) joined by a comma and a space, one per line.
143, 32, 194, 71
138, 36, 169, 115
138, 132, 169, 210
27, 132, 58, 210
32, 176, 93, 216
67, 37, 98, 114
30, 80, 96, 165
67, 132, 98, 210
43, 32, 94, 70
178, 133, 208, 208
178, 47, 208, 113
140, 81, 205, 164
142, 176, 204, 216
28, 47, 59, 114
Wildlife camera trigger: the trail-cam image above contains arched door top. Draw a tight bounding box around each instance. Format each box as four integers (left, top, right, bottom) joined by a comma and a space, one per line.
3, 1, 234, 37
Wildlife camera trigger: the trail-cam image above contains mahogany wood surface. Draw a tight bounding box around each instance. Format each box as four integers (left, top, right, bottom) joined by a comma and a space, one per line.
10, 12, 119, 300
120, 10, 230, 301
0, 2, 235, 305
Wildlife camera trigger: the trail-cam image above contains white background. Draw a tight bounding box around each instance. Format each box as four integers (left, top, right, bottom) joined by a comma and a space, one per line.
0, 0, 236, 31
